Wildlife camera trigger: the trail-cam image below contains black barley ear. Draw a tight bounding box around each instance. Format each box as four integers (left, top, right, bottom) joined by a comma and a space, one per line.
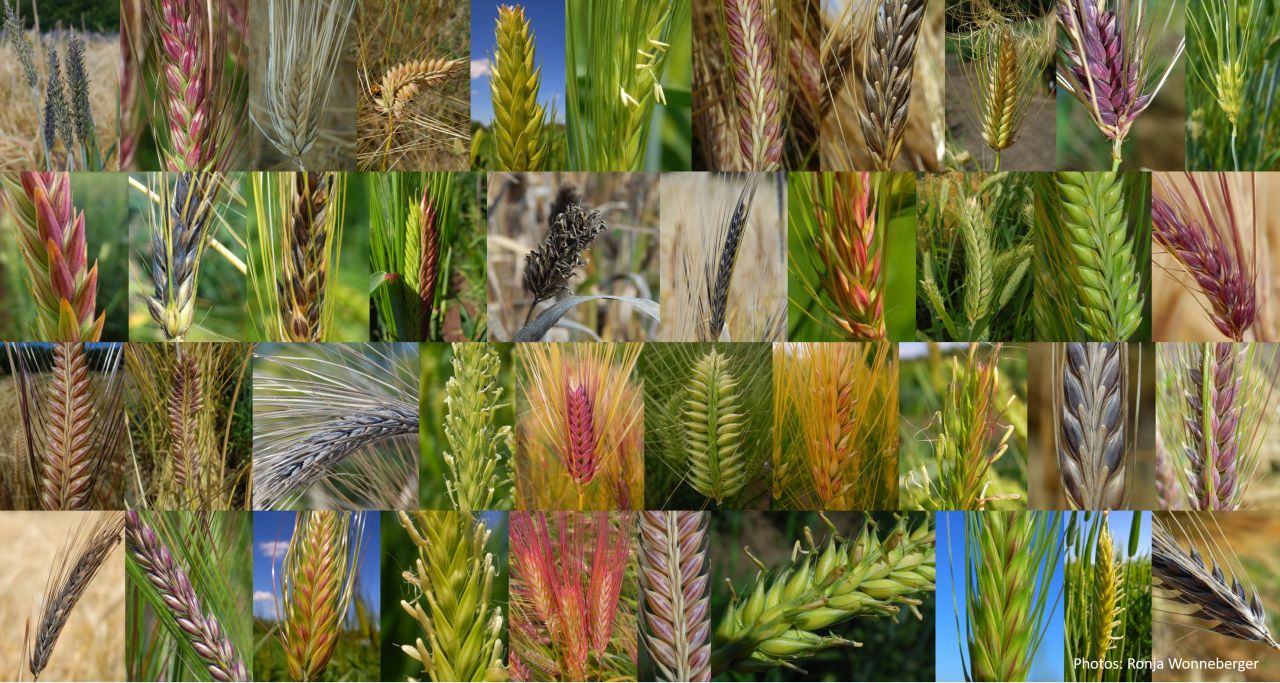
522, 191, 607, 305
29, 513, 125, 679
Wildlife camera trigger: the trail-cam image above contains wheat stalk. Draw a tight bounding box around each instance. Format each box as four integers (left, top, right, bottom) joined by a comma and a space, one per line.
1057, 343, 1128, 509
277, 511, 365, 682
681, 348, 747, 505
638, 511, 711, 682
27, 512, 125, 680
858, 0, 925, 170
276, 171, 336, 342
125, 511, 247, 682
962, 511, 1064, 682
713, 514, 935, 674
254, 0, 355, 169
145, 172, 220, 340
1052, 172, 1143, 340
2, 172, 105, 341
722, 0, 783, 170
1152, 513, 1279, 649
442, 342, 512, 511
371, 58, 465, 118
398, 511, 506, 682
491, 4, 549, 171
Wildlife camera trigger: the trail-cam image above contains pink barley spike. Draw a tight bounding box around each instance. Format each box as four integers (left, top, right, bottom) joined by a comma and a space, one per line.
564, 382, 598, 485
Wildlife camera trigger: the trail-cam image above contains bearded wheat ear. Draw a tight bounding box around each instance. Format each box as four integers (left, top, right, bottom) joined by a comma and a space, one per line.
28, 513, 125, 680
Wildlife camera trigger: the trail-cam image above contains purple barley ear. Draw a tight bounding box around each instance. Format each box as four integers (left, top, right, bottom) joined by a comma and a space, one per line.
565, 382, 598, 486
1151, 173, 1257, 341
1057, 0, 1183, 167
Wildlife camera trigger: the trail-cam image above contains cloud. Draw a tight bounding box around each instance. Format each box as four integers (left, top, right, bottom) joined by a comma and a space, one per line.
253, 591, 274, 603
471, 58, 491, 80
258, 540, 290, 558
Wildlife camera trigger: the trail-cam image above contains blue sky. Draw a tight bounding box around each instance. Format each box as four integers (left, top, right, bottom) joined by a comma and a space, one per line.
935, 511, 1067, 682
252, 512, 382, 621
470, 0, 566, 124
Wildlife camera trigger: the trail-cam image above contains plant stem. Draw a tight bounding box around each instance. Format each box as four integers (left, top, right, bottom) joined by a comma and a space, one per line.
1110, 137, 1122, 172
993, 150, 1001, 172
1230, 125, 1239, 171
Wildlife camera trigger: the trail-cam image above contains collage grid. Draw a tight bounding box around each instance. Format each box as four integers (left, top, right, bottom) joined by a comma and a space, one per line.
0, 1, 1277, 683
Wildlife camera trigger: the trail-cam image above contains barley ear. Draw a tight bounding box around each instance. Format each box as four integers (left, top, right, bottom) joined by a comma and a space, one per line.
858, 0, 925, 170
398, 511, 507, 682
168, 352, 203, 503
125, 511, 248, 681
42, 342, 96, 510
491, 4, 548, 171
29, 513, 125, 680
1152, 515, 1279, 649
721, 0, 783, 170
277, 172, 335, 342
964, 511, 1063, 682
146, 172, 219, 341
1090, 523, 1121, 666
1058, 343, 1127, 509
1056, 172, 1141, 341
712, 514, 935, 673
279, 511, 364, 682
639, 511, 711, 682
681, 349, 748, 505
442, 343, 512, 511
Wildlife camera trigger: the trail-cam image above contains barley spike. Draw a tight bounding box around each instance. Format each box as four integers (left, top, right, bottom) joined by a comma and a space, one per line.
639, 511, 711, 682
858, 0, 925, 170
29, 513, 125, 680
712, 514, 935, 673
277, 172, 334, 342
125, 511, 247, 681
681, 349, 748, 505
491, 4, 548, 171
722, 0, 783, 170
1058, 343, 1127, 509
1152, 515, 1279, 649
442, 343, 512, 511
398, 511, 507, 682
1055, 172, 1141, 340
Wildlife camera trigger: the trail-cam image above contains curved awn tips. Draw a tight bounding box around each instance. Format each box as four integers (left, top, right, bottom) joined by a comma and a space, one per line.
252, 343, 420, 509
